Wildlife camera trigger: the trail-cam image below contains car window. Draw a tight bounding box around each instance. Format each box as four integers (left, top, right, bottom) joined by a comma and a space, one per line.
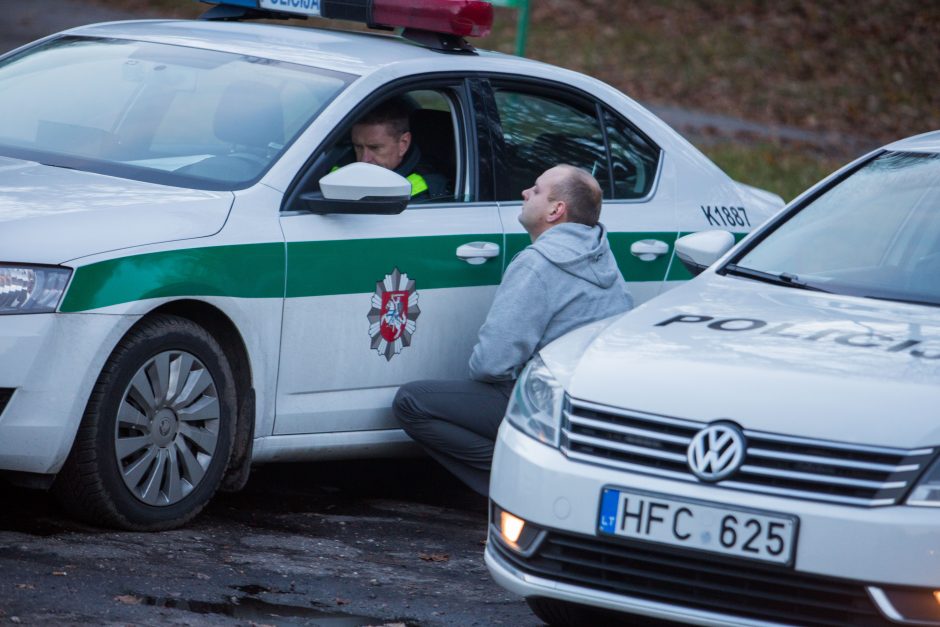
604, 110, 660, 199
0, 36, 352, 190
493, 90, 610, 201
735, 151, 940, 305
315, 89, 461, 203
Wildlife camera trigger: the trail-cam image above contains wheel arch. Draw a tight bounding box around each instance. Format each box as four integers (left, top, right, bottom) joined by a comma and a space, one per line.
144, 299, 256, 492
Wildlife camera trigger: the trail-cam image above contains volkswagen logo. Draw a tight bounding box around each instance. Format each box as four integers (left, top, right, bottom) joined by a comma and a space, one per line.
687, 423, 746, 482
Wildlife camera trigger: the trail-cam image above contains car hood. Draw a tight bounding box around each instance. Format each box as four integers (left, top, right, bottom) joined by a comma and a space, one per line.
0, 157, 233, 265
556, 273, 940, 449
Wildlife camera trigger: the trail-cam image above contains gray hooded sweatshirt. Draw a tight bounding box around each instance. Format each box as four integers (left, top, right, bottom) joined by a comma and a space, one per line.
469, 222, 634, 382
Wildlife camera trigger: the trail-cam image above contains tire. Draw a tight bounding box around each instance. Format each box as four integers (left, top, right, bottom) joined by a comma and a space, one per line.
527, 597, 636, 627
54, 314, 236, 531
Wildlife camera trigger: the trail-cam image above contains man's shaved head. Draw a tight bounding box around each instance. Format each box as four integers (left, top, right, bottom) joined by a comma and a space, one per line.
547, 165, 603, 227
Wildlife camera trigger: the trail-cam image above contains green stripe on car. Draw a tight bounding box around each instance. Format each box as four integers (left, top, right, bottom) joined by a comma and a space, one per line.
60, 235, 503, 312
60, 243, 286, 313
504, 231, 679, 282
285, 234, 502, 297
61, 231, 678, 312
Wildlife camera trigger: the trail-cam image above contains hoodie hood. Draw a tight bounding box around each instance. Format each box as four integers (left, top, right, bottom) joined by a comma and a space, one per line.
530, 222, 619, 288
468, 221, 633, 382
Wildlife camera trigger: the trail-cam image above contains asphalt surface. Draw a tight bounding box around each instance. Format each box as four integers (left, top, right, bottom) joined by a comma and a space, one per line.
1, 458, 539, 626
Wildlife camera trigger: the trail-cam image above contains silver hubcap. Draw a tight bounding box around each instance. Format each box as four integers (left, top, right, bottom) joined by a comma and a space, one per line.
115, 351, 220, 506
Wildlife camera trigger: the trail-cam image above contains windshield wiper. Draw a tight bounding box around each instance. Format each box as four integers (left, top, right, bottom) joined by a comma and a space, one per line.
723, 264, 831, 292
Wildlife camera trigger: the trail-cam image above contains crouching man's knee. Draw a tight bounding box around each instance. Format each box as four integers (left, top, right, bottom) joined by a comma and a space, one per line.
393, 381, 424, 430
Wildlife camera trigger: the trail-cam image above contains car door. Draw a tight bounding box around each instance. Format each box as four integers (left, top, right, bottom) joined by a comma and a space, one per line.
482, 80, 677, 304
274, 79, 504, 436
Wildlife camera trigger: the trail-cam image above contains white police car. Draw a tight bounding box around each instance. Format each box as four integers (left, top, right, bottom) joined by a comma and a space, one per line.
0, 0, 782, 530
486, 130, 940, 626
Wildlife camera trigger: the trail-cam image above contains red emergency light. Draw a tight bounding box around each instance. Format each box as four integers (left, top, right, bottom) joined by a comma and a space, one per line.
202, 0, 493, 39
371, 0, 493, 38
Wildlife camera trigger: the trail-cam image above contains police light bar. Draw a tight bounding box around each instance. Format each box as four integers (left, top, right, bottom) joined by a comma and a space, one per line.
201, 0, 493, 38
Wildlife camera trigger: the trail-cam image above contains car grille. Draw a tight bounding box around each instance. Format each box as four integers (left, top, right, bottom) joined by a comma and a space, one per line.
562, 397, 934, 507
0, 388, 12, 416
493, 529, 889, 626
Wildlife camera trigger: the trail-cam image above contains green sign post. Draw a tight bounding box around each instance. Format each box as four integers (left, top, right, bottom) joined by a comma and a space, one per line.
489, 0, 531, 57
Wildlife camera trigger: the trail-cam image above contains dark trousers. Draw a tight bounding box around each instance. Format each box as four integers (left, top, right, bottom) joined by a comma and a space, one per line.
393, 379, 514, 497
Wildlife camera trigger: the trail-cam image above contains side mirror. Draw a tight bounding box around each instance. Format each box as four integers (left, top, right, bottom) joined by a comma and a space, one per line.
301, 163, 411, 215
675, 230, 736, 276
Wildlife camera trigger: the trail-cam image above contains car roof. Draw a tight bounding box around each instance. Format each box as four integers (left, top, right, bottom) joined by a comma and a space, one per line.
64, 19, 546, 77
884, 130, 940, 154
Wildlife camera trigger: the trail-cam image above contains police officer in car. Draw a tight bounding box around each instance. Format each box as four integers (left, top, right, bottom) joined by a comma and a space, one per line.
393, 165, 634, 496
349, 99, 448, 201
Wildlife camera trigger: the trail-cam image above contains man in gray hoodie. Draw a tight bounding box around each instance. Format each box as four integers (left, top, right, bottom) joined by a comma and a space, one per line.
393, 165, 633, 496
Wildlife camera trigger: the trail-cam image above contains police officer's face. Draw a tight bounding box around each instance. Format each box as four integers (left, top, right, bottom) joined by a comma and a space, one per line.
351, 123, 411, 171
520, 167, 566, 237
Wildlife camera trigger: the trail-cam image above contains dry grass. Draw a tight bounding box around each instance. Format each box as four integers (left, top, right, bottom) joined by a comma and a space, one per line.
480, 0, 939, 152
702, 141, 844, 202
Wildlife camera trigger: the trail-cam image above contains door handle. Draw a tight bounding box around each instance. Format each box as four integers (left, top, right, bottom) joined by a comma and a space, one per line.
630, 239, 669, 261
456, 241, 500, 265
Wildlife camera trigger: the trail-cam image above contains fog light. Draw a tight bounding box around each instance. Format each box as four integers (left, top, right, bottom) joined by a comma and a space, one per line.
869, 586, 940, 624
489, 502, 546, 557
500, 510, 525, 544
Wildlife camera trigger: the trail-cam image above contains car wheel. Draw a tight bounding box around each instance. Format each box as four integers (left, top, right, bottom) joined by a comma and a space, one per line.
527, 597, 635, 627
54, 314, 236, 531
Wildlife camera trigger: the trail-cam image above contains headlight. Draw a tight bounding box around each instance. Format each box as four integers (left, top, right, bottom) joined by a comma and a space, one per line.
0, 265, 71, 314
504, 354, 564, 447
906, 454, 940, 507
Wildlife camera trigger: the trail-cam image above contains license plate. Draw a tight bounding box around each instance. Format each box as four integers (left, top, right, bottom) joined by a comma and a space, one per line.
598, 487, 798, 565
259, 0, 322, 17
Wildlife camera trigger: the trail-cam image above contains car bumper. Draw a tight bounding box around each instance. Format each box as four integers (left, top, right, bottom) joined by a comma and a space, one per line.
485, 543, 774, 627
0, 313, 136, 475
487, 421, 940, 625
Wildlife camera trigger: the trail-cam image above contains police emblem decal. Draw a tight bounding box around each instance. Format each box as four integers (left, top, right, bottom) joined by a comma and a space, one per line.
368, 268, 420, 361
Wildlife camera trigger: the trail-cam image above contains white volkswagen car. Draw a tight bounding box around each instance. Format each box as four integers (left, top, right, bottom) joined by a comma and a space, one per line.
0, 0, 781, 530
486, 130, 940, 626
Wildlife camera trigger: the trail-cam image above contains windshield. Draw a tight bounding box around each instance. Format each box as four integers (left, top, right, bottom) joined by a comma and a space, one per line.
733, 151, 940, 306
0, 37, 352, 190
